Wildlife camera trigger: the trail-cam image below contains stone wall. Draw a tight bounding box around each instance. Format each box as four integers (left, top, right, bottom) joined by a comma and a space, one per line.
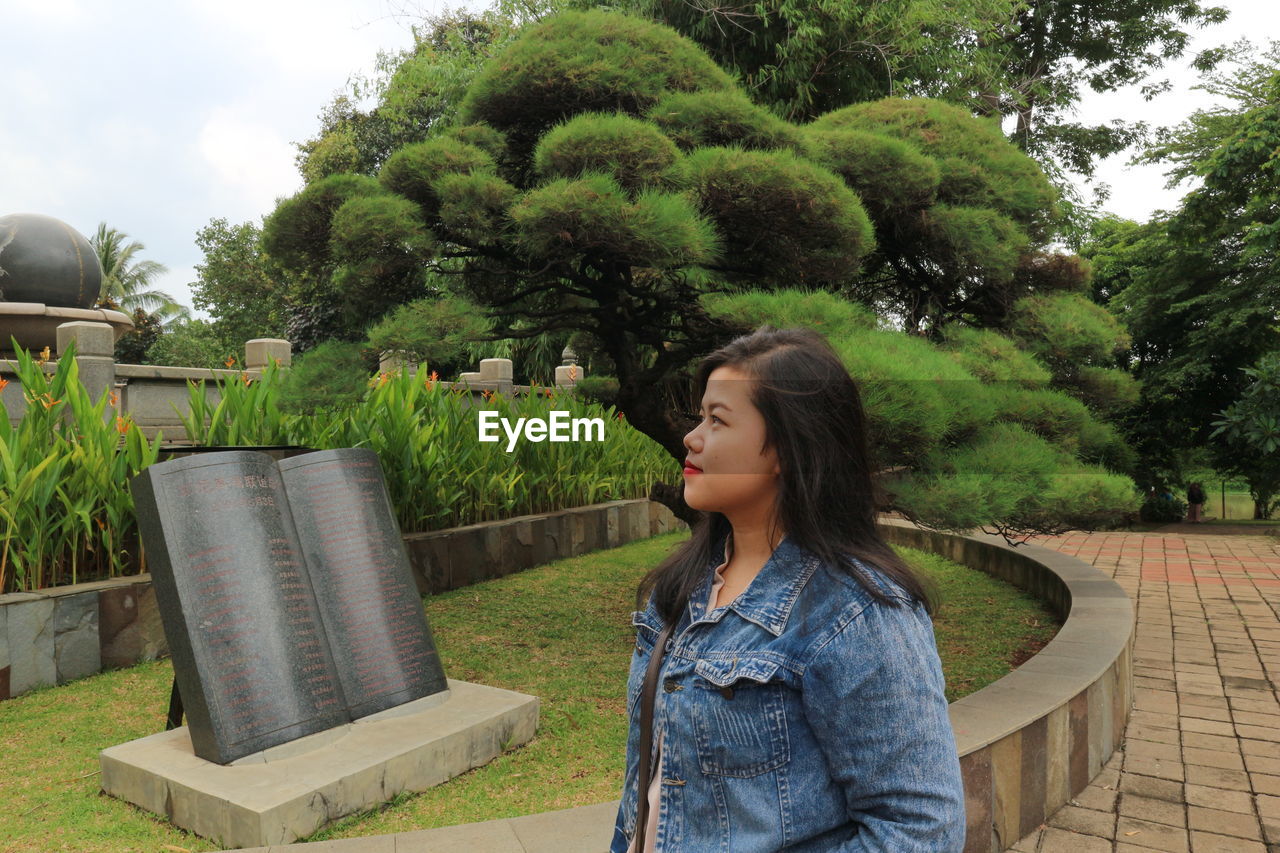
0, 579, 167, 701
879, 519, 1135, 853
1, 324, 587, 440
0, 498, 684, 702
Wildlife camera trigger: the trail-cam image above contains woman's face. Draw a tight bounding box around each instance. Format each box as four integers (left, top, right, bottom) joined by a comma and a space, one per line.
681, 365, 781, 520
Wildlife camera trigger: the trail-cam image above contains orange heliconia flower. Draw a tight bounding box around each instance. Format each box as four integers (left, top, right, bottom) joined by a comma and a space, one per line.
241, 372, 251, 386
109, 390, 120, 407
224, 355, 237, 368
429, 370, 439, 382
37, 346, 51, 365
40, 393, 59, 410
0, 378, 9, 392
115, 416, 129, 434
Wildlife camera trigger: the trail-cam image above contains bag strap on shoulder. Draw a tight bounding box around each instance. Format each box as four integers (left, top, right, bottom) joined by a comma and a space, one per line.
634, 620, 676, 852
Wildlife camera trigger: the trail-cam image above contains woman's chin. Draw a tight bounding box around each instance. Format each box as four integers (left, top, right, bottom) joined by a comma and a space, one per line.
681, 488, 709, 513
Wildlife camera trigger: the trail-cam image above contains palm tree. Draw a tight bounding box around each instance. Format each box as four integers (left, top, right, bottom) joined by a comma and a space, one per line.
90, 223, 191, 325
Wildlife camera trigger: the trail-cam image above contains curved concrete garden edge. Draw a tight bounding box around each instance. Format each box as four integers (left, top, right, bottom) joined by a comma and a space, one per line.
879, 518, 1134, 853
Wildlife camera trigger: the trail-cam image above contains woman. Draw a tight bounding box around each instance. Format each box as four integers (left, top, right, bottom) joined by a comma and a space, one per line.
610, 326, 966, 852
1187, 482, 1206, 523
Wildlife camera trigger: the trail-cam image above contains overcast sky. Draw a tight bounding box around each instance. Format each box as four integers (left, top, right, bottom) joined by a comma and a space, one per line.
2, 0, 1277, 321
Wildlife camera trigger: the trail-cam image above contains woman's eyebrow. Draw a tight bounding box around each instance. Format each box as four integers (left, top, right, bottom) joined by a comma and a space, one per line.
699, 402, 732, 414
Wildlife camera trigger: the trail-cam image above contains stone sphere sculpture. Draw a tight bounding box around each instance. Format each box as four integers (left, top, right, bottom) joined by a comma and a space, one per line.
0, 213, 103, 308
0, 213, 132, 352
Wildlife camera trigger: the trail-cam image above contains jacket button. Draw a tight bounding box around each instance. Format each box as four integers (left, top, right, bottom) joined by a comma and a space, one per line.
663, 678, 678, 693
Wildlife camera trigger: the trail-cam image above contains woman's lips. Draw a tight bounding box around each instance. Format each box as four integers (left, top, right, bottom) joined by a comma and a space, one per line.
683, 463, 702, 475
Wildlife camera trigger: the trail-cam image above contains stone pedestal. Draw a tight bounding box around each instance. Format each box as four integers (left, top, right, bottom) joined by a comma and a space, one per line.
554, 364, 582, 388
245, 339, 291, 371
56, 320, 115, 406
479, 358, 513, 395
100, 679, 539, 849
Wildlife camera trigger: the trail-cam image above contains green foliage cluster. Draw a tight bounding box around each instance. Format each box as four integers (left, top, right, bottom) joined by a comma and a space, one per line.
510, 173, 718, 268
179, 365, 673, 533
1210, 352, 1280, 519
1139, 494, 1187, 523
646, 90, 804, 153
534, 112, 681, 192
366, 295, 495, 379
1005, 291, 1138, 414
189, 219, 288, 356
597, 0, 1014, 122
937, 326, 1052, 387
295, 5, 532, 180
458, 9, 735, 163
700, 289, 1140, 535
0, 344, 161, 593
274, 341, 373, 415
815, 99, 1055, 236
1083, 44, 1280, 487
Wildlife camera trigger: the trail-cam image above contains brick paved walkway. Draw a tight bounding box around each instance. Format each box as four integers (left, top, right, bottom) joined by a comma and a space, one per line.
1010, 530, 1280, 853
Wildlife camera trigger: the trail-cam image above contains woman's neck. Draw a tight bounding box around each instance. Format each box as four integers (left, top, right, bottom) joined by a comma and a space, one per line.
725, 519, 785, 569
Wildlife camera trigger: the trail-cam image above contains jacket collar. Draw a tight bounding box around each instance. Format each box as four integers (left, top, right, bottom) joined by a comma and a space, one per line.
688, 532, 820, 637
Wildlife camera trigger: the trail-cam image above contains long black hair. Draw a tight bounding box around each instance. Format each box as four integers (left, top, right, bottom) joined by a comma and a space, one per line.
637, 325, 936, 625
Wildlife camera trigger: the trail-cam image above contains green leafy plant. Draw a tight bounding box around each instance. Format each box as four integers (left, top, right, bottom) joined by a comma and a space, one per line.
0, 341, 162, 593
178, 365, 673, 532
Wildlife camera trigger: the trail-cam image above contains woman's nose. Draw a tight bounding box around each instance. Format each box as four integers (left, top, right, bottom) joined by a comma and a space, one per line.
683, 425, 701, 451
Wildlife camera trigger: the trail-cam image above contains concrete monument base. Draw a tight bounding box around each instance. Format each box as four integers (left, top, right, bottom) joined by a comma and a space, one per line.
99, 679, 539, 850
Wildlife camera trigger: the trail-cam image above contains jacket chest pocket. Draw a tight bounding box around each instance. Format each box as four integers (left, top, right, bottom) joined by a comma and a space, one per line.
627, 610, 664, 719
691, 656, 790, 778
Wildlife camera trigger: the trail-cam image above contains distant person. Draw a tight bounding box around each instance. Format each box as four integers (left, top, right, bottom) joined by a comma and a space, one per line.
1187, 482, 1207, 523
612, 326, 965, 853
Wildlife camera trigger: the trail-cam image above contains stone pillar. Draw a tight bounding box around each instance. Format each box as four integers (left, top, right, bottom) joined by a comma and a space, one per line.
479, 358, 513, 396
555, 345, 582, 388
56, 321, 115, 407
245, 339, 291, 371
378, 351, 411, 374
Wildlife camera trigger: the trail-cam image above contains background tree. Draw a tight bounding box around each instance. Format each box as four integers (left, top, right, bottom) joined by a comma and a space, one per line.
146, 319, 236, 370
803, 97, 1058, 335
90, 223, 188, 323
1083, 43, 1280, 488
264, 9, 1138, 536
581, 0, 1015, 122
295, 3, 543, 181
113, 309, 163, 364
91, 222, 190, 365
986, 0, 1229, 179
190, 218, 288, 354
1210, 352, 1280, 519
587, 0, 1227, 202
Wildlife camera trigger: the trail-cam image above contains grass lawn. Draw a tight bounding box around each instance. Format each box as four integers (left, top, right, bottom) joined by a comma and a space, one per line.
0, 532, 1058, 852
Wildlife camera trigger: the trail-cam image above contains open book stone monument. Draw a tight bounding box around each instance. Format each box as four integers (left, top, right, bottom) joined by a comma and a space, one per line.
100, 448, 538, 849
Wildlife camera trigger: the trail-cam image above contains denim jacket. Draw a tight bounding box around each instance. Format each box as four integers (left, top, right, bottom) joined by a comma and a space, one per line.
610, 535, 966, 852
